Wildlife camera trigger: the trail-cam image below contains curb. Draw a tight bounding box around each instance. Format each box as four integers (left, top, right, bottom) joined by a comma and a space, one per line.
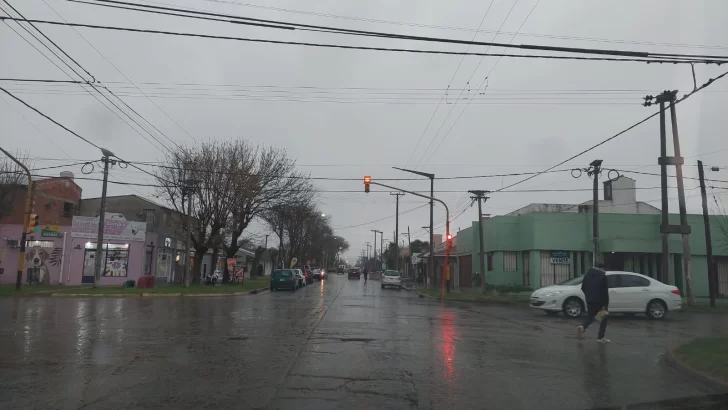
665, 347, 728, 392
414, 291, 528, 305
50, 286, 270, 298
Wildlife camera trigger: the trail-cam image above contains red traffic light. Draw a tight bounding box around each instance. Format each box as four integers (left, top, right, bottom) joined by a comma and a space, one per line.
446, 233, 453, 241
364, 176, 371, 193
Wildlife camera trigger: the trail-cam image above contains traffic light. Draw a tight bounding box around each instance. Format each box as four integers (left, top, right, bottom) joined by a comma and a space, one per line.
364, 176, 371, 193
446, 233, 453, 241
28, 213, 39, 233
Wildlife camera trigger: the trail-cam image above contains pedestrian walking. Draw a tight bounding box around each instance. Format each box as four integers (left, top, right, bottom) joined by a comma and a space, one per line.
363, 266, 368, 282
577, 262, 610, 343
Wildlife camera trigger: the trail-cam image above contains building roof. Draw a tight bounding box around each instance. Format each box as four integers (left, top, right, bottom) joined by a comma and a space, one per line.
81, 194, 176, 212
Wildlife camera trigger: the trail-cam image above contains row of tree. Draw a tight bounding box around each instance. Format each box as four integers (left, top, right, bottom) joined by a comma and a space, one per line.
153, 139, 348, 284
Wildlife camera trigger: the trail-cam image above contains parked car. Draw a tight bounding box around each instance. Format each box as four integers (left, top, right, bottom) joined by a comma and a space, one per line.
529, 271, 681, 320
381, 270, 401, 289
294, 269, 306, 288
348, 267, 361, 280
270, 269, 298, 291
302, 265, 314, 284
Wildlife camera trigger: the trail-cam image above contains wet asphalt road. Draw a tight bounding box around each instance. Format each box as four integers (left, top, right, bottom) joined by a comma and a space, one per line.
1, 275, 726, 410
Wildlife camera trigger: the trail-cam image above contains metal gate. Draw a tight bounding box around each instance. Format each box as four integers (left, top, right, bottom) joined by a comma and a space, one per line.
718, 259, 728, 297
540, 251, 570, 287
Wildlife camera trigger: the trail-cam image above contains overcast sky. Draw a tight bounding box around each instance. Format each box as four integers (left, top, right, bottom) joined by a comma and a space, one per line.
2, 0, 728, 261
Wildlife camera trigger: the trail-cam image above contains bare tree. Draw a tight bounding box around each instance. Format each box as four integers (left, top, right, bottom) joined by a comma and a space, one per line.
154, 141, 238, 284
0, 152, 32, 219
220, 142, 311, 282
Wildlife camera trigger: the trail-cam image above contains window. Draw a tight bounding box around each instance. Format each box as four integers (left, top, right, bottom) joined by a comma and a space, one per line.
503, 251, 517, 272
26, 240, 54, 248
619, 274, 650, 287
62, 202, 74, 217
487, 252, 494, 271
522, 252, 530, 286
606, 275, 620, 288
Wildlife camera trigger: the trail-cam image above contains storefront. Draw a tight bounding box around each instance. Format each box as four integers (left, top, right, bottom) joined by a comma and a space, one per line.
68, 214, 152, 285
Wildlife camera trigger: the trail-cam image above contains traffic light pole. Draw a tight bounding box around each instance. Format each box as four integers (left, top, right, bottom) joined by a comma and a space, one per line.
0, 146, 33, 290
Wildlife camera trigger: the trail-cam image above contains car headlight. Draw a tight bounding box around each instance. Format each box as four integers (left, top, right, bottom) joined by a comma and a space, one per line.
544, 291, 563, 297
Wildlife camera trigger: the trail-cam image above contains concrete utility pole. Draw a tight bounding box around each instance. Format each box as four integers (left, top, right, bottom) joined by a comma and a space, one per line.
372, 230, 382, 271
93, 148, 114, 288
0, 146, 33, 290
698, 161, 716, 308
403, 227, 412, 277
370, 230, 377, 271
469, 190, 490, 293
648, 90, 695, 305
365, 242, 371, 270
390, 192, 404, 271
590, 160, 603, 265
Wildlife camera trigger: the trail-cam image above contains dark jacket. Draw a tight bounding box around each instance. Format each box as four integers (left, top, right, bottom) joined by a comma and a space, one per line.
581, 267, 609, 307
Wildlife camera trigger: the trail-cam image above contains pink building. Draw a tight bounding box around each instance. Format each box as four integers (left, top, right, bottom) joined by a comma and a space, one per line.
0, 225, 73, 285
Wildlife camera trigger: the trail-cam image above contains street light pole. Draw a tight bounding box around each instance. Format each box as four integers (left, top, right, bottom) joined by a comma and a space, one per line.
393, 167, 435, 286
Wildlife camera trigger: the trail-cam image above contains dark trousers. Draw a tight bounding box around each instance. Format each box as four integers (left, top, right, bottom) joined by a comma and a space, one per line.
446, 279, 451, 293
582, 303, 608, 339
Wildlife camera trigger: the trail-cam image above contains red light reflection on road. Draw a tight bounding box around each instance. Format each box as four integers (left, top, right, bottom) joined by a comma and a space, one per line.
439, 310, 456, 383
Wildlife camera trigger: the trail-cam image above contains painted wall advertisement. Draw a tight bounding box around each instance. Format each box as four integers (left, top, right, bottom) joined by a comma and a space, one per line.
71, 214, 146, 242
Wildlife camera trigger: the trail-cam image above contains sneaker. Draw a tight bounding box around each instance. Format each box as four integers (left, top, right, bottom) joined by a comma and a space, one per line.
577, 326, 584, 340
597, 338, 611, 344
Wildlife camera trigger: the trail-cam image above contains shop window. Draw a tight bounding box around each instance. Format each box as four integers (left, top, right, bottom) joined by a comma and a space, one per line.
83, 243, 130, 277
503, 251, 517, 272
26, 240, 54, 248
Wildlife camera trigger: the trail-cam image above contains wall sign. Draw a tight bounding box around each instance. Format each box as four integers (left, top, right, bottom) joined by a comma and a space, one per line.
550, 251, 570, 264
40, 225, 62, 237
71, 213, 146, 242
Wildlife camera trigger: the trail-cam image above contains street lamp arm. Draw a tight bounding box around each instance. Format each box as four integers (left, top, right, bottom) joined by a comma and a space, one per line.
370, 181, 449, 234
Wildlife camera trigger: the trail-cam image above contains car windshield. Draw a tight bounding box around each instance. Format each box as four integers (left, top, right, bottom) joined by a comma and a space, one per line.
383, 271, 400, 276
558, 276, 584, 286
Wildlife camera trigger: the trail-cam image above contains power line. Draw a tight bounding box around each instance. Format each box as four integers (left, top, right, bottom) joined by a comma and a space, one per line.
197, 0, 728, 51
71, 0, 728, 63
333, 204, 429, 230
487, 68, 728, 194
0, 87, 102, 149
0, 17, 722, 65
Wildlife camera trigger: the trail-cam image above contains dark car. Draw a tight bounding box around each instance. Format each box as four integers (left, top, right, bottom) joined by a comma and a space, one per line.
348, 267, 361, 280
270, 269, 298, 291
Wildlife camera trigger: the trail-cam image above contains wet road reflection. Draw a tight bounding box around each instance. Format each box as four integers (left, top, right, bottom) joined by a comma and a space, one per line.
1, 276, 726, 410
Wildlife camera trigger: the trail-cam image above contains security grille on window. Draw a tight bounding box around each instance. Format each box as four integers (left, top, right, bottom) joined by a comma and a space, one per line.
26, 240, 54, 248
503, 251, 517, 272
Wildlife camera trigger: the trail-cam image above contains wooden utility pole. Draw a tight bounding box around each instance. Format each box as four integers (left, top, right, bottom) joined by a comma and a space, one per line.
698, 160, 716, 308
469, 190, 490, 293
390, 192, 404, 271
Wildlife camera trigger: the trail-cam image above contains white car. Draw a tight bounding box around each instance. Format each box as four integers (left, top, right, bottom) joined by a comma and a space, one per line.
529, 271, 682, 320
381, 270, 402, 289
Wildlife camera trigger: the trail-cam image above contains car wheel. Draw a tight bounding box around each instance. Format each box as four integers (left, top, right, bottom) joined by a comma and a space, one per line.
562, 297, 584, 318
545, 311, 558, 316
646, 299, 667, 320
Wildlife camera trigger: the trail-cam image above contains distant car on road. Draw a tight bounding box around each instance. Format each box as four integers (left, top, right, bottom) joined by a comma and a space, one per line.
270, 269, 298, 291
529, 270, 681, 319
337, 265, 346, 274
311, 267, 325, 281
381, 270, 401, 289
348, 267, 361, 280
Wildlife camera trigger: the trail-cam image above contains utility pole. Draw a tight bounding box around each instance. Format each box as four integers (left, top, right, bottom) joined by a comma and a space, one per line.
372, 230, 382, 271
391, 192, 404, 272
0, 146, 33, 291
469, 190, 490, 293
648, 90, 695, 305
371, 230, 377, 271
365, 242, 371, 271
93, 148, 114, 288
403, 227, 412, 278
698, 161, 716, 308
590, 160, 603, 265
180, 163, 198, 287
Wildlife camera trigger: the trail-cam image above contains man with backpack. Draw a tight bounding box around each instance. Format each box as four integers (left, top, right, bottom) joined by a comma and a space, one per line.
577, 262, 610, 343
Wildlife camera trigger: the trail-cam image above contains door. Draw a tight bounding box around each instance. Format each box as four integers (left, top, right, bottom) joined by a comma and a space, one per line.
615, 273, 652, 311
606, 274, 626, 312
82, 249, 98, 284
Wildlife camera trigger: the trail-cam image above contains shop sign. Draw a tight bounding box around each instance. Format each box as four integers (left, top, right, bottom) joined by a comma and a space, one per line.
40, 225, 62, 237
550, 251, 570, 264
71, 214, 146, 241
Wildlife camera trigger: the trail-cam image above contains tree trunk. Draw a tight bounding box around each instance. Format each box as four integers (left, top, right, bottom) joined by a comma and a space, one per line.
192, 246, 207, 284
223, 248, 236, 284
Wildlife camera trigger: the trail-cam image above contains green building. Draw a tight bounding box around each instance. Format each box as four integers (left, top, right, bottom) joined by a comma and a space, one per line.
449, 177, 728, 297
